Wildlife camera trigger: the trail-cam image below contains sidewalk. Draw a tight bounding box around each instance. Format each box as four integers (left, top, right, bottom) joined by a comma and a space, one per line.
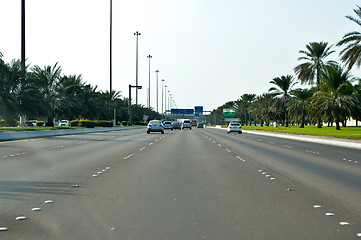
210, 126, 361, 150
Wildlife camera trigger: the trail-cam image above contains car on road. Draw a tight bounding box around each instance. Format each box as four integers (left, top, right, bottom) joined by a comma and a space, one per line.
59, 120, 69, 127
227, 122, 242, 134
182, 120, 192, 129
163, 121, 173, 130
197, 122, 204, 128
172, 121, 182, 130
147, 120, 164, 134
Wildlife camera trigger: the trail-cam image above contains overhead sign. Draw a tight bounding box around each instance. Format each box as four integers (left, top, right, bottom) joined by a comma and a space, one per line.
223, 108, 236, 118
171, 109, 194, 115
194, 106, 203, 114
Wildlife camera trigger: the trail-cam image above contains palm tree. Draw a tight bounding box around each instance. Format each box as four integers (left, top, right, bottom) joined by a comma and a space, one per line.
32, 63, 62, 126
294, 42, 336, 88
294, 41, 336, 128
337, 6, 361, 70
288, 88, 313, 128
236, 94, 256, 126
250, 93, 276, 126
310, 65, 358, 130
269, 75, 297, 127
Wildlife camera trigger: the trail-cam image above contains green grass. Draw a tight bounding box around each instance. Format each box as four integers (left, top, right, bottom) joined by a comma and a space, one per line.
240, 125, 361, 139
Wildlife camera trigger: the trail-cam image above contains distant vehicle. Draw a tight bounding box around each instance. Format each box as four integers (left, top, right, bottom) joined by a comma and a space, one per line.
172, 121, 182, 130
29, 120, 37, 127
147, 120, 164, 134
163, 121, 173, 130
227, 122, 242, 134
182, 120, 192, 130
59, 120, 69, 127
191, 120, 197, 126
197, 122, 204, 128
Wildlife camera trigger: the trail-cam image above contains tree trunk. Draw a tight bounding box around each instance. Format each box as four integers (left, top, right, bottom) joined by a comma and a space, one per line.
336, 121, 340, 130
317, 118, 322, 128
18, 114, 27, 127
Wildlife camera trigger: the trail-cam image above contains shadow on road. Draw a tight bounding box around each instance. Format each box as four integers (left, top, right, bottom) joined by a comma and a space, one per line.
0, 180, 75, 200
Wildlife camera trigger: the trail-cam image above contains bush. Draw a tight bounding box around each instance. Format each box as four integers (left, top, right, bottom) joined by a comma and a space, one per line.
134, 121, 147, 126
45, 121, 54, 127
36, 121, 44, 127
70, 120, 79, 127
79, 120, 96, 128
26, 121, 34, 127
95, 120, 113, 127
121, 121, 129, 126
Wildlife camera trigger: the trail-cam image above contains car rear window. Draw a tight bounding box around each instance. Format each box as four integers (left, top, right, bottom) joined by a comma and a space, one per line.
184, 121, 190, 123
231, 123, 240, 126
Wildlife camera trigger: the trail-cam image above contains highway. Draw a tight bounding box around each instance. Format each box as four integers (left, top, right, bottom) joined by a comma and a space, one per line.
0, 128, 360, 239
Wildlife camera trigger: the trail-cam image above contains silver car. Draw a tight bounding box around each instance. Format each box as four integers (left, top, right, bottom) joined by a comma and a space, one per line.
147, 120, 164, 134
163, 121, 173, 130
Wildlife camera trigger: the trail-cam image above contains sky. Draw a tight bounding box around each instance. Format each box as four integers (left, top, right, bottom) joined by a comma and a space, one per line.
1, 0, 361, 112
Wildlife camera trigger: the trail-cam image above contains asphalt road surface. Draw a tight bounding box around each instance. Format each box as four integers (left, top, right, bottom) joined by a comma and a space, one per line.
0, 128, 360, 239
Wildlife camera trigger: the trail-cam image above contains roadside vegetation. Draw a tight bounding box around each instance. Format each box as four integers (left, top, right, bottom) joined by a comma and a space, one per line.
206, 6, 361, 131
0, 55, 161, 127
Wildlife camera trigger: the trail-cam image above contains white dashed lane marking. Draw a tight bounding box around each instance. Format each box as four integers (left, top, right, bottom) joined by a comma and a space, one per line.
124, 154, 133, 160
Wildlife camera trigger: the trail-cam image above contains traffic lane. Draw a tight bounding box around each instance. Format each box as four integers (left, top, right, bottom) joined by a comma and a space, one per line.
198, 129, 361, 226
201, 128, 361, 197
0, 129, 165, 231
242, 130, 361, 168
206, 128, 361, 168
3, 129, 356, 239
0, 131, 170, 239
0, 128, 146, 158
202, 128, 361, 189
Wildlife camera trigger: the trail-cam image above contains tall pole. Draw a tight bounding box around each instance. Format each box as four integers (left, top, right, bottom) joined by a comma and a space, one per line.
168, 91, 171, 112
128, 85, 132, 126
155, 70, 159, 112
165, 85, 167, 113
134, 31, 141, 105
161, 79, 165, 114
147, 55, 152, 108
21, 0, 25, 75
110, 0, 112, 94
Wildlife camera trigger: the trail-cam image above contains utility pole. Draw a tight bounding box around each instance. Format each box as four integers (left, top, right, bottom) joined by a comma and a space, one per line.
134, 31, 141, 105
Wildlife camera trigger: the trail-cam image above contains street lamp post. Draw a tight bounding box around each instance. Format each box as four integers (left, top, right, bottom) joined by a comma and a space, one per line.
110, 0, 112, 94
129, 84, 142, 126
164, 85, 167, 114
169, 94, 172, 110
134, 31, 141, 105
161, 79, 165, 114
147, 55, 152, 108
155, 70, 159, 112
168, 91, 171, 112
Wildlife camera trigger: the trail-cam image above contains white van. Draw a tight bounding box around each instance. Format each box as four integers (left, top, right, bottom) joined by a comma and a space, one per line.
182, 119, 192, 129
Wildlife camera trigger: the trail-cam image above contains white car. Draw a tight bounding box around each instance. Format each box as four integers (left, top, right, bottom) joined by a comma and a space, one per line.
163, 121, 173, 130
59, 120, 69, 127
227, 122, 242, 134
182, 120, 192, 129
147, 120, 164, 134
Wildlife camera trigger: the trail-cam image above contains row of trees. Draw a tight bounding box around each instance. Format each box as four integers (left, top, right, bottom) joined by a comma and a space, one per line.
207, 6, 361, 130
0, 55, 161, 126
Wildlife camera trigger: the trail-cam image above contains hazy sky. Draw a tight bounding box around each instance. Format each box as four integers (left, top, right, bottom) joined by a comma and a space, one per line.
1, 0, 360, 112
